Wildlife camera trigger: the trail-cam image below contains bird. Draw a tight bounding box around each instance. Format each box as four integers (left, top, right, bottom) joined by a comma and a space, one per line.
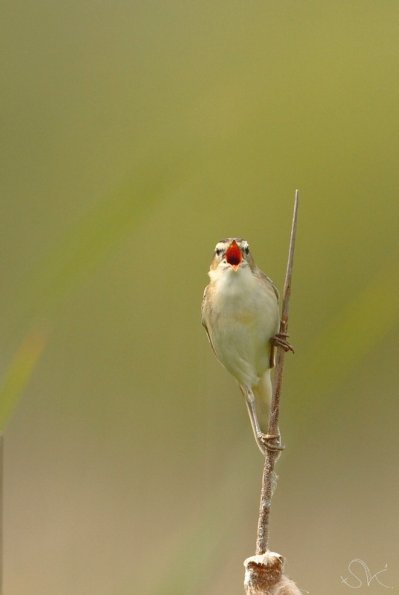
201, 238, 292, 455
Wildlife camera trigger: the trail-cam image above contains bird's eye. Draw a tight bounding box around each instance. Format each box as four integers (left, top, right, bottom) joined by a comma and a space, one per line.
244, 246, 249, 254
215, 248, 223, 256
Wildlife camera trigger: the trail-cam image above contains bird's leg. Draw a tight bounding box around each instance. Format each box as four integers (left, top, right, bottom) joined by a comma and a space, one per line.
241, 387, 284, 454
272, 332, 294, 353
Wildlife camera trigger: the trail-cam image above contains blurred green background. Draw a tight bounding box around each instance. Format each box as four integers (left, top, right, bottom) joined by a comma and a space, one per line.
2, 1, 399, 594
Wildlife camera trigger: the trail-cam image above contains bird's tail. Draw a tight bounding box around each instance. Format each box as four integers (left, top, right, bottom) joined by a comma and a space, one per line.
252, 370, 273, 434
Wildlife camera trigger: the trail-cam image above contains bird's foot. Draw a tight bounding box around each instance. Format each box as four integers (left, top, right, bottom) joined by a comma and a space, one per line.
272, 332, 294, 354
258, 432, 285, 453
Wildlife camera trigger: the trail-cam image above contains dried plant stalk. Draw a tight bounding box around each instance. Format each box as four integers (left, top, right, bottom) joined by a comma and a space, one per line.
244, 190, 300, 594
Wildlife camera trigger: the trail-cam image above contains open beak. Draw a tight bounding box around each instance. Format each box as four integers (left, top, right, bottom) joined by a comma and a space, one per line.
225, 240, 243, 270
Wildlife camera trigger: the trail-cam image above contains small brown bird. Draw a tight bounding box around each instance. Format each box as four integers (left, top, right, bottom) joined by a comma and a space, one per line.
201, 238, 288, 454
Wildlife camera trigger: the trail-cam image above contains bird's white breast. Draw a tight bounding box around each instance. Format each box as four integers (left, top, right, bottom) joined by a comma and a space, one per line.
204, 265, 279, 388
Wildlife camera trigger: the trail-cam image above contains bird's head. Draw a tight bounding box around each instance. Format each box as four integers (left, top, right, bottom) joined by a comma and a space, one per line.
209, 238, 255, 274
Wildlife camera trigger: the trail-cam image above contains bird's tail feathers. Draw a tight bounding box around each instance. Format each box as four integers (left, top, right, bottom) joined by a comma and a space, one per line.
252, 370, 273, 434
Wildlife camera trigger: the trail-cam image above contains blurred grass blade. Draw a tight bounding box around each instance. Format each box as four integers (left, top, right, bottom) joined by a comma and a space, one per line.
0, 330, 47, 432
10, 158, 191, 332
306, 263, 399, 398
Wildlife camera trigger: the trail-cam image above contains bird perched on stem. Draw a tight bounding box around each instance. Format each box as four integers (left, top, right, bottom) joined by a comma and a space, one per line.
201, 238, 292, 455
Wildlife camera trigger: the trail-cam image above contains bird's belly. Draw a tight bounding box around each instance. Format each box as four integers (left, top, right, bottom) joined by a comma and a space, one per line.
210, 306, 276, 388
203, 264, 279, 388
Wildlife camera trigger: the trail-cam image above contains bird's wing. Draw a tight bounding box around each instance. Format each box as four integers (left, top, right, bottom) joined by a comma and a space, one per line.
255, 269, 280, 368
257, 269, 280, 301
200, 285, 209, 329
201, 285, 218, 356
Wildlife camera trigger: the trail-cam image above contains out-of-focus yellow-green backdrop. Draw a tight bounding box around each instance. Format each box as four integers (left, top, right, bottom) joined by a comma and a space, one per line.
2, 2, 399, 594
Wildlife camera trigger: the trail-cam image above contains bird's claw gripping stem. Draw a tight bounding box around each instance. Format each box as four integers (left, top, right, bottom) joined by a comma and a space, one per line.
258, 432, 285, 453
272, 332, 294, 354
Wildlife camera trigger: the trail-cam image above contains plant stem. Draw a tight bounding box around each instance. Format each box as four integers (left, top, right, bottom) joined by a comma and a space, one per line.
256, 190, 299, 555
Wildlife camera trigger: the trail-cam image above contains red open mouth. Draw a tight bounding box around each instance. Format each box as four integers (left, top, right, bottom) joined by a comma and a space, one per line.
225, 241, 243, 266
